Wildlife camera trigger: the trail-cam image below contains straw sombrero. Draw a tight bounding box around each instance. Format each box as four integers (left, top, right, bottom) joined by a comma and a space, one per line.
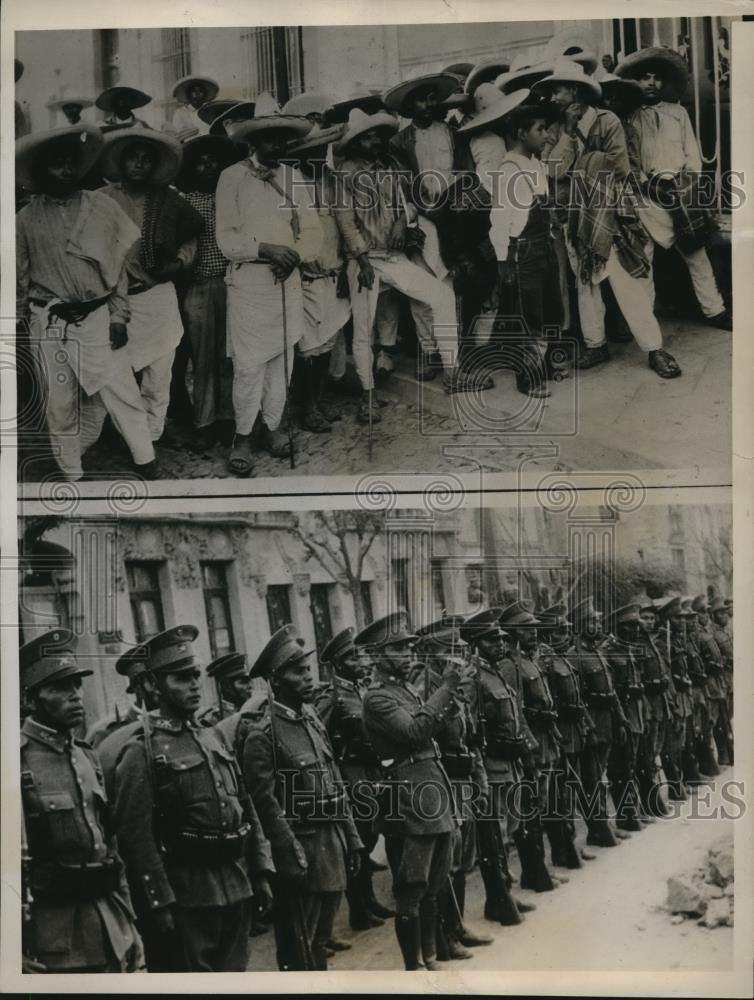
231, 115, 311, 145
495, 56, 554, 95
615, 46, 689, 101
198, 99, 244, 126
207, 101, 256, 137
456, 85, 530, 134
101, 126, 183, 185
324, 87, 386, 124
172, 75, 220, 105
383, 73, 462, 116
599, 73, 645, 110
15, 124, 104, 192
337, 108, 399, 151
464, 58, 512, 96
175, 134, 240, 190
287, 122, 345, 155
95, 86, 152, 113
46, 97, 94, 112
282, 92, 334, 119
531, 57, 603, 101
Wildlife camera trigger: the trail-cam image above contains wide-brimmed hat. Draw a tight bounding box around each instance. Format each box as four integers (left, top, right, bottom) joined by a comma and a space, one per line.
324, 86, 386, 124
175, 134, 240, 189
46, 97, 94, 112
287, 121, 345, 155
383, 73, 462, 116
443, 62, 474, 80
231, 115, 311, 145
198, 98, 245, 126
599, 73, 645, 110
531, 57, 603, 101
282, 92, 334, 119
102, 126, 183, 185
95, 86, 152, 113
495, 54, 553, 95
172, 74, 219, 105
207, 100, 257, 137
16, 123, 104, 192
457, 85, 530, 134
464, 57, 512, 96
545, 35, 599, 75
615, 46, 689, 102
337, 108, 399, 151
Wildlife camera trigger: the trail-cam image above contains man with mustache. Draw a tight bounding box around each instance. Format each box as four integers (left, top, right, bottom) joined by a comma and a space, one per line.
19, 629, 143, 973
616, 47, 731, 331
111, 625, 272, 972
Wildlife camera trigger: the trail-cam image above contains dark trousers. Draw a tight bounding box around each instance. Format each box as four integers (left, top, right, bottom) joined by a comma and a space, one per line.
385, 831, 453, 916
182, 275, 234, 429
580, 739, 612, 832
166, 898, 252, 971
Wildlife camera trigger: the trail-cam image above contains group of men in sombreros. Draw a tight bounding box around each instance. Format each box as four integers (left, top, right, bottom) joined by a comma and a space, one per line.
19, 585, 733, 973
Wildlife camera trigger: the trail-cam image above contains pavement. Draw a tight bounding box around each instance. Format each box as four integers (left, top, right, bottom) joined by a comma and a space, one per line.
247, 769, 735, 973
20, 313, 730, 486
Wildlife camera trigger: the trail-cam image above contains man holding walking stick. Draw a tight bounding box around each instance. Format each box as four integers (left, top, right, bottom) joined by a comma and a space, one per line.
216, 113, 322, 476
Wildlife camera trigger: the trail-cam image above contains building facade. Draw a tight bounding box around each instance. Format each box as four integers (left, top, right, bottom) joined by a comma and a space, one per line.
18, 501, 731, 728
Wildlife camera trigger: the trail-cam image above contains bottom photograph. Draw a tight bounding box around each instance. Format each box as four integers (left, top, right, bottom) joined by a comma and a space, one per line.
15, 491, 735, 976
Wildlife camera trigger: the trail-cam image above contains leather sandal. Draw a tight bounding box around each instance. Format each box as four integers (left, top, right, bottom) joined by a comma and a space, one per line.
648, 349, 682, 379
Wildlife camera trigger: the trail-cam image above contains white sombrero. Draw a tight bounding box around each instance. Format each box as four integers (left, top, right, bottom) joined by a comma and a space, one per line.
457, 85, 531, 134
231, 115, 312, 145
337, 108, 399, 151
46, 97, 94, 112
531, 57, 603, 101
282, 92, 334, 119
464, 58, 512, 96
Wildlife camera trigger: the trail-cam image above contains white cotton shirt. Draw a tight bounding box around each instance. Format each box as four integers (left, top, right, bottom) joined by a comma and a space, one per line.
171, 105, 210, 139
469, 130, 507, 194
631, 101, 702, 178
488, 151, 550, 262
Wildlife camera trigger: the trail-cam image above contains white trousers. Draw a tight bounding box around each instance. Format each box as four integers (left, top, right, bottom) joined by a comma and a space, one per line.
137, 351, 175, 441
347, 256, 458, 390
645, 239, 724, 319
567, 242, 664, 353
35, 333, 154, 480
232, 349, 293, 436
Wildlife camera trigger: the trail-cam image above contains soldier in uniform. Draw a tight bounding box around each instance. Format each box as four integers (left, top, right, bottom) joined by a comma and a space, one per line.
19, 629, 144, 973
569, 596, 628, 848
314, 626, 395, 931
536, 604, 596, 868
410, 618, 492, 960
111, 625, 273, 972
361, 612, 468, 971
635, 600, 674, 817
196, 651, 252, 728
241, 625, 364, 971
603, 605, 649, 832
459, 608, 535, 925
709, 597, 734, 765
656, 596, 696, 798
688, 596, 723, 777
497, 602, 561, 892
680, 597, 715, 781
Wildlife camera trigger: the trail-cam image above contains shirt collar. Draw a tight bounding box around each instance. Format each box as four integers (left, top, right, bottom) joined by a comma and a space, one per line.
23, 716, 70, 753
576, 105, 598, 141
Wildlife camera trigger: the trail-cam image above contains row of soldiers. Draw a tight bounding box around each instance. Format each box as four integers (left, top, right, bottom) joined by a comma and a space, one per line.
19, 590, 733, 973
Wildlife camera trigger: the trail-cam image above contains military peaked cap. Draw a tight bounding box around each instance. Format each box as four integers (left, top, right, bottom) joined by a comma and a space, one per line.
353, 612, 418, 649
249, 625, 313, 679
459, 607, 506, 646
20, 628, 90, 692
206, 651, 248, 680
320, 627, 356, 664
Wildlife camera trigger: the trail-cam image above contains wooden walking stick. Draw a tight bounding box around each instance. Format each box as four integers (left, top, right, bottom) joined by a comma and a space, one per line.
280, 280, 296, 470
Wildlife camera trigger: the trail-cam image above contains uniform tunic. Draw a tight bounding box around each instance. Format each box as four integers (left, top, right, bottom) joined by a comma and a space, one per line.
475, 655, 528, 784
112, 713, 269, 915
539, 641, 591, 755
21, 717, 142, 971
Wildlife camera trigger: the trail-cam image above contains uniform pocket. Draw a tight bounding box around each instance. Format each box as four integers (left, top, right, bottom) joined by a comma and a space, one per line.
38, 791, 81, 855
158, 754, 213, 805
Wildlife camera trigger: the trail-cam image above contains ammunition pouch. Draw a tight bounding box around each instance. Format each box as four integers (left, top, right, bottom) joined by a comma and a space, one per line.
31, 857, 121, 901
558, 702, 585, 722
486, 733, 527, 760
440, 751, 474, 781
525, 706, 559, 729
287, 791, 350, 824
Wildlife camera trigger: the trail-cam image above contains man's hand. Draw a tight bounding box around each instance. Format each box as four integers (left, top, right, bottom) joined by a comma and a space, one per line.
251, 875, 273, 921
109, 322, 128, 351
347, 852, 362, 878
497, 259, 514, 286
441, 658, 466, 691
259, 242, 300, 280
388, 217, 407, 252
357, 256, 375, 292
148, 906, 176, 936
564, 102, 586, 135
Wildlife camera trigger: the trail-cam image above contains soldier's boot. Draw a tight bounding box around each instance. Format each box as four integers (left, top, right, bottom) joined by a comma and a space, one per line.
641, 768, 672, 818
683, 742, 710, 786
552, 819, 582, 869
436, 885, 473, 961
478, 854, 524, 925
661, 751, 688, 800
363, 868, 395, 919
419, 896, 441, 970
514, 826, 555, 892
394, 914, 422, 971
611, 776, 642, 833
453, 872, 492, 947
714, 723, 731, 766
696, 735, 720, 777
347, 881, 384, 931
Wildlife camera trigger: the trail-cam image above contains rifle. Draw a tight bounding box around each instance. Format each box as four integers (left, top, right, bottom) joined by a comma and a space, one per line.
215, 679, 226, 723
21, 810, 36, 962
264, 680, 316, 971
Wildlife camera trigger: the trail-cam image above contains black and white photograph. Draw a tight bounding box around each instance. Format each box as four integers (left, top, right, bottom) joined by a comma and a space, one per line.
12, 12, 735, 486
12, 488, 737, 975
1, 0, 752, 996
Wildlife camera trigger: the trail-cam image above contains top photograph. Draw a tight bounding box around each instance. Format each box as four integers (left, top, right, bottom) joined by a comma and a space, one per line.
13, 15, 735, 487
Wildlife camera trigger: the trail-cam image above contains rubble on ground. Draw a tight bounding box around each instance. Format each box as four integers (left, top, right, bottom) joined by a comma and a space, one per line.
665, 835, 733, 928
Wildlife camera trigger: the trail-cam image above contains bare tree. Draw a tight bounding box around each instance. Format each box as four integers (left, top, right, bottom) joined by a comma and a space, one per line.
691, 523, 733, 596
284, 511, 384, 630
